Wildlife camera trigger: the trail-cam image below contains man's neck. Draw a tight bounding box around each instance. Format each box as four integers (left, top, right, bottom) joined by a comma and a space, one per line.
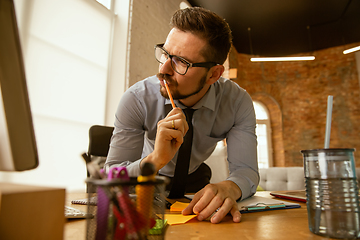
179, 84, 210, 107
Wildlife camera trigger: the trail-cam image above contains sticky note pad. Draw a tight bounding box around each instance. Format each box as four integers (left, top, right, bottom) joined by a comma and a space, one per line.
164, 214, 197, 225
170, 201, 189, 212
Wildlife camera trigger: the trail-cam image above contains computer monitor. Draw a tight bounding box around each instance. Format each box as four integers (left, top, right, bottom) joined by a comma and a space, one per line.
0, 0, 39, 171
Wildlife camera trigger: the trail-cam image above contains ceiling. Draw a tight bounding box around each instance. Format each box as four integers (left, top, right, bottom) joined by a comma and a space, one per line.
187, 0, 360, 56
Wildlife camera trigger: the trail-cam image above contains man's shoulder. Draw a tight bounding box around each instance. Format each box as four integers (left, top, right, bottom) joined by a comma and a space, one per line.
129, 75, 159, 89
127, 75, 160, 96
122, 75, 165, 110
214, 77, 246, 94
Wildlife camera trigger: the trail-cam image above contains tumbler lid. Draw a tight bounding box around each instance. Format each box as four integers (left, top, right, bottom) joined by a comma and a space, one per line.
301, 148, 355, 154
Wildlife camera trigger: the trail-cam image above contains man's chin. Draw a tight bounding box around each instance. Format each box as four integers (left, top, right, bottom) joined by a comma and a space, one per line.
160, 86, 169, 99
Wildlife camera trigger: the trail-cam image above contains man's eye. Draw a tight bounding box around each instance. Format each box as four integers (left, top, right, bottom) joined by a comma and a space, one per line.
172, 56, 188, 67
160, 52, 168, 61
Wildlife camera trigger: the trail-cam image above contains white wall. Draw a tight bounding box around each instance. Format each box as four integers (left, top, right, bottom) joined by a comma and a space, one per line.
104, 0, 131, 125
128, 0, 189, 87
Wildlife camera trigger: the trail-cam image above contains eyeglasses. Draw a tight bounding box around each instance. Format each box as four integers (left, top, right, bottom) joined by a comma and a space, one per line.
154, 43, 218, 75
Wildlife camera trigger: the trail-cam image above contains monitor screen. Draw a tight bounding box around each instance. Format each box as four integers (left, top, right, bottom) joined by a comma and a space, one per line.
0, 0, 39, 171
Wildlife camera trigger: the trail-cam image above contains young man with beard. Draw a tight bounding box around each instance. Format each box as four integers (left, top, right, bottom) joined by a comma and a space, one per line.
105, 7, 259, 224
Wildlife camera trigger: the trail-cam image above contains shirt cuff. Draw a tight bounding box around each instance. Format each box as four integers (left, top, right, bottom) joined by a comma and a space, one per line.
104, 159, 142, 177
227, 175, 257, 201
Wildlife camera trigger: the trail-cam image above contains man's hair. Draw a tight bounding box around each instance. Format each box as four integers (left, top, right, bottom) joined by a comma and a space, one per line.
170, 7, 233, 65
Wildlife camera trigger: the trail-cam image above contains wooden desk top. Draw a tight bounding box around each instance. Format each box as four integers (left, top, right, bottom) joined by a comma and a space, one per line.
64, 191, 335, 240
64, 192, 88, 240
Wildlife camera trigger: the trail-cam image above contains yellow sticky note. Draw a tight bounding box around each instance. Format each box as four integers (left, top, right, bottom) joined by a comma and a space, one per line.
170, 201, 190, 212
164, 213, 197, 225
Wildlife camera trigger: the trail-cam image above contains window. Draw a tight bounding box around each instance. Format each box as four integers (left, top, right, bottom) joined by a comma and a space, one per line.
2, 0, 129, 191
96, 0, 112, 9
180, 1, 191, 9
254, 101, 273, 168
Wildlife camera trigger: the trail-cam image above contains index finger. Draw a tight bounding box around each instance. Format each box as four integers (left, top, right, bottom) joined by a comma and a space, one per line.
182, 190, 205, 215
166, 107, 183, 118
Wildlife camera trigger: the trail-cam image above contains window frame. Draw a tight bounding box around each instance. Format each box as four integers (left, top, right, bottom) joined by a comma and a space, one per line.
254, 101, 273, 168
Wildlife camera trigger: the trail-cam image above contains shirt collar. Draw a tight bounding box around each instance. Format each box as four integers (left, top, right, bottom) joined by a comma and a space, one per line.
192, 84, 215, 111
164, 98, 173, 106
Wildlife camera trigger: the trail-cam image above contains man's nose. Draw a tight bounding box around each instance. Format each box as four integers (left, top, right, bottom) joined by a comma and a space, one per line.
159, 58, 174, 75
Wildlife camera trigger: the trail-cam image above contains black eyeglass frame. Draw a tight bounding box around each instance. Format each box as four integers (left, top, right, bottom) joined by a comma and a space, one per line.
154, 43, 218, 75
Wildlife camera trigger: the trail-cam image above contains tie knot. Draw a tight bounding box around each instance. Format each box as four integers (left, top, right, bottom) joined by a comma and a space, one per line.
183, 108, 195, 121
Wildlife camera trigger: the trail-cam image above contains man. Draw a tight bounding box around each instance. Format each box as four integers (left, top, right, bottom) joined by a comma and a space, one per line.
105, 7, 259, 224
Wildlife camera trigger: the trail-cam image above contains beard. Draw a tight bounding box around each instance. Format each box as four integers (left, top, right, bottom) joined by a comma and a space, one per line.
157, 73, 207, 100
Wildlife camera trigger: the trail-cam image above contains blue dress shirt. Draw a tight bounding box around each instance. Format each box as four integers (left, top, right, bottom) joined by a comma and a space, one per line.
105, 75, 259, 199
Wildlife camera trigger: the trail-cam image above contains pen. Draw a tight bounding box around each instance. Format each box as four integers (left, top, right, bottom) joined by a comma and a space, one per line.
95, 167, 119, 240
113, 167, 146, 239
165, 199, 172, 209
163, 80, 176, 108
242, 203, 286, 211
113, 167, 129, 240
117, 188, 142, 239
154, 195, 172, 209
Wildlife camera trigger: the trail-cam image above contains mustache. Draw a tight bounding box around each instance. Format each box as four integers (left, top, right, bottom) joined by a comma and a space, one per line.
157, 73, 177, 86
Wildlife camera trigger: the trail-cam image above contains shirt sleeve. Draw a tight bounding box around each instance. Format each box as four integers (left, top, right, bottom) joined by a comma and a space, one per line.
226, 91, 259, 200
104, 89, 145, 177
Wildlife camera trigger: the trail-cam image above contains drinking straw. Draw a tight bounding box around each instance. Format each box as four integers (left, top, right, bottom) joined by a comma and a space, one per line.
163, 80, 176, 108
324, 95, 333, 148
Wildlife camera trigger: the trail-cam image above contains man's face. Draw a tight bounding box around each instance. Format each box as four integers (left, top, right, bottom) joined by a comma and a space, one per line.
157, 28, 210, 102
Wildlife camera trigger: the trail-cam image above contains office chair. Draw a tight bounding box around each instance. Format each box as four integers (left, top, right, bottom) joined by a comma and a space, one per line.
83, 125, 114, 192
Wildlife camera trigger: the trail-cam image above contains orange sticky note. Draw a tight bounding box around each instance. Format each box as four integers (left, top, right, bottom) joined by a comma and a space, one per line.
170, 201, 190, 212
164, 214, 197, 225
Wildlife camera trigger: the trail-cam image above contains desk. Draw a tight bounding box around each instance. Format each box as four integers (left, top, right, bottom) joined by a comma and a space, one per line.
64, 191, 335, 240
65, 192, 88, 240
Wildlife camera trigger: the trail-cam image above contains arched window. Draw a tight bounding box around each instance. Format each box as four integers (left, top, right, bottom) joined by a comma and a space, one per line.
253, 101, 273, 168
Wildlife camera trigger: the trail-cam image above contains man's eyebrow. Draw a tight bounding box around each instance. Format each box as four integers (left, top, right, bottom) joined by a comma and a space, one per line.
162, 44, 192, 63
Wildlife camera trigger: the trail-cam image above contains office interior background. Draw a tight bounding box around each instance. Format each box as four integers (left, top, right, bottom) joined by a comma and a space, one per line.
1, 0, 359, 192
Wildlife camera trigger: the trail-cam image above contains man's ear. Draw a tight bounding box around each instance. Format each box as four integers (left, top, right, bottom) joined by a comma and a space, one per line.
206, 65, 225, 85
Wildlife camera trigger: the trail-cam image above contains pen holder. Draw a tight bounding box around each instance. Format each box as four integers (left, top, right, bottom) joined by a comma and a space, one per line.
85, 176, 168, 240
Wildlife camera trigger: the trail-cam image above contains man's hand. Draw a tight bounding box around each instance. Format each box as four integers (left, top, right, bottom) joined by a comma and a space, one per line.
141, 107, 188, 171
182, 180, 242, 224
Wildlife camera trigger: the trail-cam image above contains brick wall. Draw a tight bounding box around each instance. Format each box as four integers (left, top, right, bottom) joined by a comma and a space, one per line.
232, 43, 360, 167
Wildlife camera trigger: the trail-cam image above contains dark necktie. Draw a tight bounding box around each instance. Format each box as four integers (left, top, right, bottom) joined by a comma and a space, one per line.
168, 108, 195, 199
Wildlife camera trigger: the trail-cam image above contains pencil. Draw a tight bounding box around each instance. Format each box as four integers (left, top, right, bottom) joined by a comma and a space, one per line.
163, 80, 176, 108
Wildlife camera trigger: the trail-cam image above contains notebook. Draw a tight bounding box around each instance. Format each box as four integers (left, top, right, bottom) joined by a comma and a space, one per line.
270, 190, 307, 202
237, 195, 301, 213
